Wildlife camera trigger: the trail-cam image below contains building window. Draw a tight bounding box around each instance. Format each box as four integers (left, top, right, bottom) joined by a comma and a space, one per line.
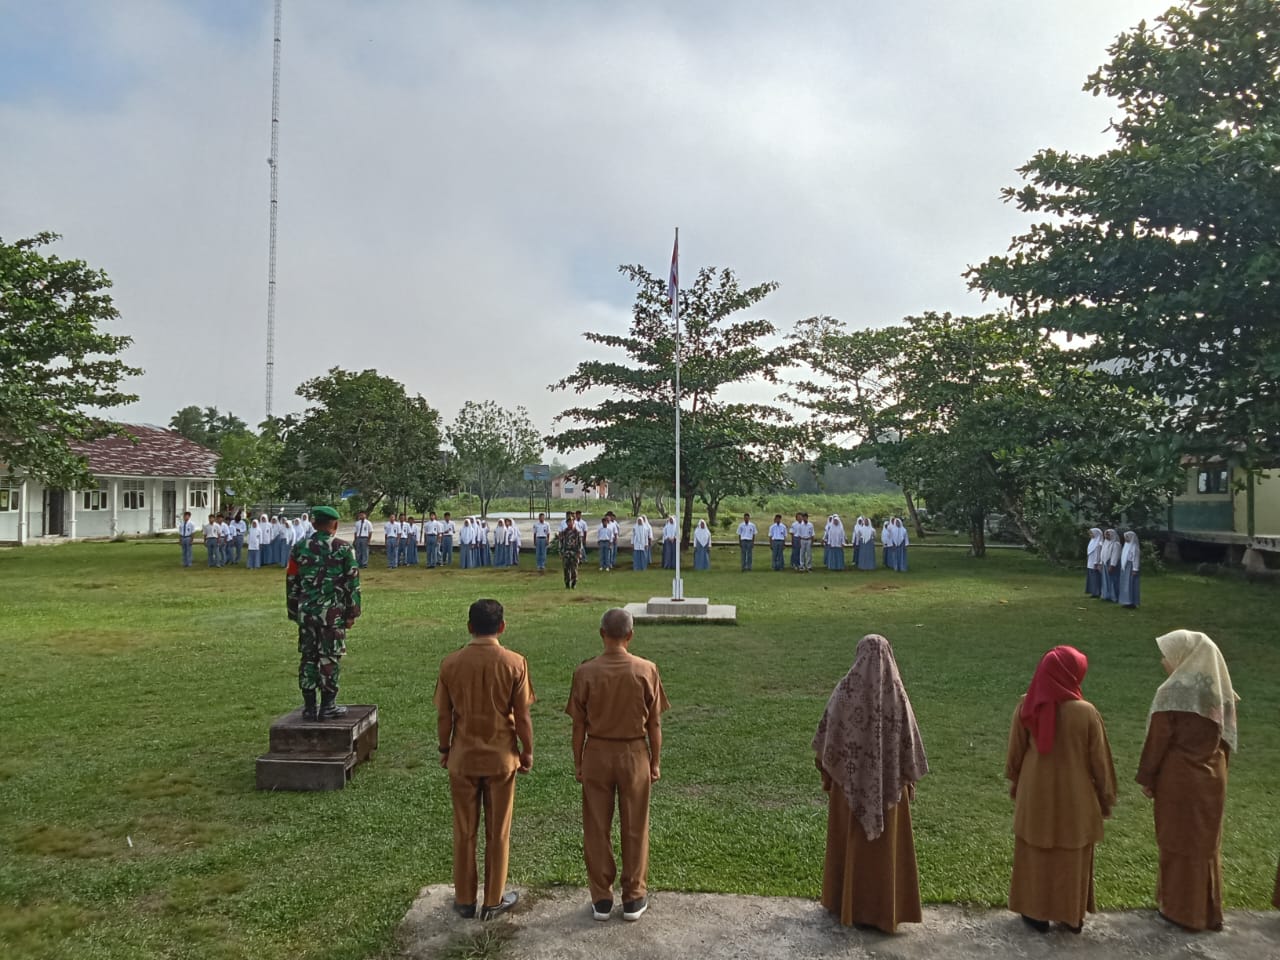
188, 483, 210, 508
121, 479, 146, 510
0, 481, 18, 512
82, 482, 108, 511
1197, 468, 1230, 494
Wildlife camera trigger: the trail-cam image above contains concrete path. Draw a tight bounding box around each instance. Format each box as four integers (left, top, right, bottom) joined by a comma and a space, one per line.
399, 884, 1280, 959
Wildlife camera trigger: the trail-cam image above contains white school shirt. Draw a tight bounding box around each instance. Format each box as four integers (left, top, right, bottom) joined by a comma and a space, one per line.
203, 522, 217, 539
823, 521, 833, 543
737, 521, 757, 541
533, 521, 550, 539
384, 520, 399, 539
608, 521, 620, 542
441, 521, 456, 537
406, 522, 418, 541
219, 522, 232, 541
800, 521, 815, 539
769, 523, 787, 541
575, 519, 588, 537
248, 524, 261, 549
511, 526, 522, 547
596, 524, 611, 545
694, 525, 711, 547
179, 520, 196, 538
632, 524, 651, 549
1120, 539, 1140, 570
663, 522, 678, 542
354, 518, 373, 538
462, 523, 477, 545
790, 520, 801, 540
828, 523, 846, 548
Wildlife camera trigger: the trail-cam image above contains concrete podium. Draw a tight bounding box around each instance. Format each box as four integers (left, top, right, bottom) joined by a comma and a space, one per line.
256, 704, 379, 791
624, 597, 737, 624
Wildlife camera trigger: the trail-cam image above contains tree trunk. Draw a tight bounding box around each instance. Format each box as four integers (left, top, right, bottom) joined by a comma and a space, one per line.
654, 492, 666, 517
997, 491, 1047, 560
705, 500, 718, 531
904, 489, 926, 539
630, 489, 643, 516
969, 510, 986, 557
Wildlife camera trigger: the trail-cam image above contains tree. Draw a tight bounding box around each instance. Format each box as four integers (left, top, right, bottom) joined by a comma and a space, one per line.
216, 430, 282, 509
790, 312, 1179, 558
0, 232, 140, 487
968, 0, 1280, 473
549, 265, 804, 546
169, 405, 249, 449
447, 401, 542, 518
275, 368, 453, 514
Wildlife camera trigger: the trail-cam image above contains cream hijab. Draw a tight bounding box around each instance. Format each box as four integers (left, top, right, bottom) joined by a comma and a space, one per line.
1149, 630, 1239, 752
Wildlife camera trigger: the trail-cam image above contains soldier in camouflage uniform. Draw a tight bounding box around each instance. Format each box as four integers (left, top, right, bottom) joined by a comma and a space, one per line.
558, 511, 582, 590
286, 505, 362, 720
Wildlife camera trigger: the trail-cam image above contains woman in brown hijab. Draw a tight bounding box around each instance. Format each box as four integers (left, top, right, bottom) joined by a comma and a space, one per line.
1006, 645, 1117, 934
812, 633, 928, 933
1136, 629, 1239, 932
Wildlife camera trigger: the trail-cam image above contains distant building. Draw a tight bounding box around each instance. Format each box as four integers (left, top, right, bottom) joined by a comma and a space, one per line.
551, 474, 609, 501
1168, 456, 1280, 561
0, 424, 220, 544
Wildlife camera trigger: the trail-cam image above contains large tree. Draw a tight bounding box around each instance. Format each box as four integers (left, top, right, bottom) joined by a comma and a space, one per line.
549, 264, 803, 546
274, 368, 453, 514
0, 232, 140, 487
968, 0, 1280, 471
169, 405, 249, 449
447, 401, 542, 518
790, 312, 1179, 558
216, 429, 283, 509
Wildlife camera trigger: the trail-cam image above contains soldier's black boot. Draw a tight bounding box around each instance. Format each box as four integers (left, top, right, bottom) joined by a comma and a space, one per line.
317, 692, 348, 720
301, 689, 317, 721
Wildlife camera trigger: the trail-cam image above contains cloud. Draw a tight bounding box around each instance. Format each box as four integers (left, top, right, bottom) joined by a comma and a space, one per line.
0, 0, 1169, 448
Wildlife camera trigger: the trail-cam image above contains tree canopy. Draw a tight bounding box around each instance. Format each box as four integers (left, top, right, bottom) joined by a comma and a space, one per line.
169, 406, 249, 450
968, 0, 1280, 468
790, 312, 1179, 557
447, 401, 542, 518
273, 367, 453, 514
0, 232, 140, 487
548, 264, 803, 545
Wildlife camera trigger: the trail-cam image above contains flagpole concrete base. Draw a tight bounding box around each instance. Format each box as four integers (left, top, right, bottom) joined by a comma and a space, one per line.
624, 597, 737, 624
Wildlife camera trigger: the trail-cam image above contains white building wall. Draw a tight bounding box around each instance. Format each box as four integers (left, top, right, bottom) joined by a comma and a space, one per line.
0, 474, 215, 542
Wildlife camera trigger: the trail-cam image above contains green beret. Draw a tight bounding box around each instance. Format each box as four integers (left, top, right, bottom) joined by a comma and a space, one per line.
311, 506, 340, 522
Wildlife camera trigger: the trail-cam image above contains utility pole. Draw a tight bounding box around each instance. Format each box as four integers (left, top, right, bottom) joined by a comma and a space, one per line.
264, 0, 283, 418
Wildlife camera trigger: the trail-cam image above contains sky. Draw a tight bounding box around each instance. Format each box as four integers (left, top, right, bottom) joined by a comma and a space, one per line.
0, 0, 1174, 448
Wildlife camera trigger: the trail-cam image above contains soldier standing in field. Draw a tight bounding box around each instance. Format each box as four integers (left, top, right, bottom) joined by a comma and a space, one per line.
558, 511, 582, 589
286, 505, 362, 721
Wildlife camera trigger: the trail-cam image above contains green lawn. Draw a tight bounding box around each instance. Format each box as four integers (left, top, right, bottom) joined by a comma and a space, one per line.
3, 542, 1278, 959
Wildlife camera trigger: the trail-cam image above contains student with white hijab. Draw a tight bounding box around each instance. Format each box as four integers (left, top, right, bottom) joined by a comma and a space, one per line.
1118, 532, 1141, 608
822, 516, 834, 569
693, 519, 712, 570
893, 518, 910, 572
661, 516, 678, 569
632, 515, 652, 570
881, 520, 893, 569
247, 517, 262, 569
826, 515, 846, 571
856, 518, 877, 571
1100, 529, 1120, 602
459, 518, 475, 569
1084, 528, 1103, 597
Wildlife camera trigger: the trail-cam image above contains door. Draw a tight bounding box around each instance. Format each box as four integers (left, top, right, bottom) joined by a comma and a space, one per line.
162, 484, 177, 528
44, 488, 65, 536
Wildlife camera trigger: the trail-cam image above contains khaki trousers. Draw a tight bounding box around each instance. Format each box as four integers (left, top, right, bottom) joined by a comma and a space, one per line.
581, 739, 651, 903
449, 768, 516, 908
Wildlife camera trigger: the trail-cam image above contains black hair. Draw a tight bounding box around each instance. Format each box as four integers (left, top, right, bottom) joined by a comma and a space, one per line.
468, 598, 504, 635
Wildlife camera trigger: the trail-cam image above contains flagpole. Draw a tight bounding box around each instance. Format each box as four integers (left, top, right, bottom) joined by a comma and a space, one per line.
671, 227, 683, 601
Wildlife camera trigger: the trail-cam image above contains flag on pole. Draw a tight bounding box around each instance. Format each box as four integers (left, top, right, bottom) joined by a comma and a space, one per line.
668, 233, 679, 308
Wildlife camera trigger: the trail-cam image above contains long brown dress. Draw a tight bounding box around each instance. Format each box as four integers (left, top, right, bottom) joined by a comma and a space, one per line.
1136, 711, 1230, 931
1006, 697, 1117, 926
820, 775, 921, 932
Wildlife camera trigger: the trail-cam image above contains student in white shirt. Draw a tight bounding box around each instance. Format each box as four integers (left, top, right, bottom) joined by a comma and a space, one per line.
768, 514, 787, 571
693, 519, 712, 570
405, 516, 420, 566
798, 513, 815, 572
424, 512, 440, 568
532, 513, 551, 572
661, 516, 678, 570
247, 517, 262, 569
384, 515, 400, 569
352, 511, 373, 568
178, 511, 196, 568
631, 515, 652, 570
202, 516, 219, 568
440, 513, 456, 566
737, 513, 758, 571
459, 518, 476, 569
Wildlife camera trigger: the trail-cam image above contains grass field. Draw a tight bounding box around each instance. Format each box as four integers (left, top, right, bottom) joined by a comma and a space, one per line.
3, 542, 1278, 960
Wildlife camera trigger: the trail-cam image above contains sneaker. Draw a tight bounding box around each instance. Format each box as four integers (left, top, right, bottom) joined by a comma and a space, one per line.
622, 897, 647, 921
592, 899, 613, 921
480, 891, 518, 920
452, 902, 476, 919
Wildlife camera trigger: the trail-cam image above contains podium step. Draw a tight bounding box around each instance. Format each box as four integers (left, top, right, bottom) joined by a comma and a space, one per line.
256, 704, 379, 791
256, 752, 357, 791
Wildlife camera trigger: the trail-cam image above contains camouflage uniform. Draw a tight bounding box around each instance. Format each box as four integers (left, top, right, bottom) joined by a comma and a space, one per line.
286, 531, 361, 699
558, 525, 582, 589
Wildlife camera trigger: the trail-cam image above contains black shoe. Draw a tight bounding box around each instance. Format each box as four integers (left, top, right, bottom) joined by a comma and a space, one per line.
592, 899, 612, 921
622, 897, 647, 921
301, 690, 317, 721
480, 891, 518, 920
452, 902, 476, 919
317, 695, 348, 720
1020, 914, 1049, 933
1061, 921, 1083, 934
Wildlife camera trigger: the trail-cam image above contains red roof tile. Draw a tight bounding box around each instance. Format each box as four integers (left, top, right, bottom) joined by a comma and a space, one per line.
68, 424, 219, 479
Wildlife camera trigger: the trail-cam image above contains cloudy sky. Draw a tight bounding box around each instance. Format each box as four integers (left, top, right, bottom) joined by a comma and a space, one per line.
1, 0, 1171, 446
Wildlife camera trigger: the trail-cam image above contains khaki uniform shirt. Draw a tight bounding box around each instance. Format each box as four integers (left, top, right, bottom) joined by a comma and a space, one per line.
435, 640, 535, 776
565, 650, 670, 740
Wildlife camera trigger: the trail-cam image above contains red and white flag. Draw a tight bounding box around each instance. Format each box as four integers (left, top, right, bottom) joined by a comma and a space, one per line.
667, 231, 679, 310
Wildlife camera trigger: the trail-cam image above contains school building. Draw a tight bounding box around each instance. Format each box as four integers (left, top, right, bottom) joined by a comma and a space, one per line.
0, 424, 221, 545
1168, 457, 1280, 564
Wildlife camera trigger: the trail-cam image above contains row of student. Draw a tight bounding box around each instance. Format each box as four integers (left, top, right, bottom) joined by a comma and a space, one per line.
820, 629, 1254, 934
347, 511, 582, 572
178, 511, 317, 569
1084, 527, 1141, 608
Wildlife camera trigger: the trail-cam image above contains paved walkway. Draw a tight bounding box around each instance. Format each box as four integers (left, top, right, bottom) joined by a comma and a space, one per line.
399, 884, 1280, 959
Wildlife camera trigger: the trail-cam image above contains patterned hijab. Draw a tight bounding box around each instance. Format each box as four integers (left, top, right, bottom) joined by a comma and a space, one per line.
812, 634, 929, 841
1149, 630, 1239, 752
1020, 646, 1088, 754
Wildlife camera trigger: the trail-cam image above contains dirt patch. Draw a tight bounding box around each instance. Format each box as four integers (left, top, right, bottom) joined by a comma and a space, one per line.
399, 884, 1280, 959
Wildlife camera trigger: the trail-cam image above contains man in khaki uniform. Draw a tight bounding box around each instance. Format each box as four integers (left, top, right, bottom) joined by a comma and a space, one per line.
435, 598, 534, 920
566, 608, 670, 922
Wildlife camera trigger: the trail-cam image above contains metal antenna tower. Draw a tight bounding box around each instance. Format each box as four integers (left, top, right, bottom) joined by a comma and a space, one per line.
264, 0, 282, 419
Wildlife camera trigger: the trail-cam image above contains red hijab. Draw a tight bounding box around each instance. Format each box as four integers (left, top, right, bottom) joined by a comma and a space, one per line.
1020, 645, 1088, 754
